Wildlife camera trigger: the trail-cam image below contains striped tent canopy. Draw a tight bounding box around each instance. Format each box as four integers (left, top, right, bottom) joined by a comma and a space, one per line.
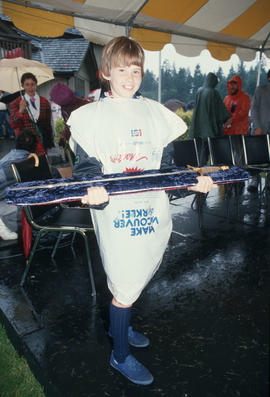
1, 0, 270, 61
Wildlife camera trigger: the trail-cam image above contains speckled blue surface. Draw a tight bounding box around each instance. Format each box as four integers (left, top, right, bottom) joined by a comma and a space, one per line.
6, 166, 249, 205
0, 183, 268, 397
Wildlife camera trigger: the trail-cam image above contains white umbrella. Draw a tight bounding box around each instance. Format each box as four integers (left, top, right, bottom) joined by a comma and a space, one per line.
0, 57, 54, 94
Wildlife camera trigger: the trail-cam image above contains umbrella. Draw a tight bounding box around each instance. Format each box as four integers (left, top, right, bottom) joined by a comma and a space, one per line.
0, 57, 54, 94
164, 99, 186, 112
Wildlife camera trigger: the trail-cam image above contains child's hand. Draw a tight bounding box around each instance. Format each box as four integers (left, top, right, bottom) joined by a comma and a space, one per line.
81, 186, 109, 205
188, 176, 218, 194
19, 99, 27, 114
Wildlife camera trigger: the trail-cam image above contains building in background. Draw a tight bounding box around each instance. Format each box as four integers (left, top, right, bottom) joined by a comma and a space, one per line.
0, 14, 101, 100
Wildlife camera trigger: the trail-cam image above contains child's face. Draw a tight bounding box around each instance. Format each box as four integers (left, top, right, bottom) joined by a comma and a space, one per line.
103, 64, 142, 98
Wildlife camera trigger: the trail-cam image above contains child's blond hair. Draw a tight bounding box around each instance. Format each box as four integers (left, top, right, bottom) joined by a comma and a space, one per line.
99, 36, 145, 88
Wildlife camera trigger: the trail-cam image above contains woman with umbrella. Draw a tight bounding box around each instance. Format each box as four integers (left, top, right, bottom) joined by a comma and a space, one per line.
8, 72, 54, 155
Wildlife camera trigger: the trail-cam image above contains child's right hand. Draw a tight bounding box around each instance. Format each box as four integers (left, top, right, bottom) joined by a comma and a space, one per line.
19, 99, 27, 114
81, 186, 109, 206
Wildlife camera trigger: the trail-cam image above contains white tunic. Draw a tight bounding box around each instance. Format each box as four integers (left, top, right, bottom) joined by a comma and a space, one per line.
68, 96, 187, 305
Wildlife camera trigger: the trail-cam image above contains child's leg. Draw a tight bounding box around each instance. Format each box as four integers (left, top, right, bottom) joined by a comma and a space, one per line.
109, 299, 150, 349
109, 299, 131, 362
109, 298, 153, 385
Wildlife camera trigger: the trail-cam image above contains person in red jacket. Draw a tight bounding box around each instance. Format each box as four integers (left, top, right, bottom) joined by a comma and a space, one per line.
8, 72, 54, 155
223, 75, 251, 167
223, 75, 251, 135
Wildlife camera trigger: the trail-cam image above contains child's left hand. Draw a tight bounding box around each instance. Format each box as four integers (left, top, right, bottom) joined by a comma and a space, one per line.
188, 176, 218, 194
81, 186, 109, 206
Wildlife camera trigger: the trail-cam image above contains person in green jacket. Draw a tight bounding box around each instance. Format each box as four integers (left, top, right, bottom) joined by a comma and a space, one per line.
189, 72, 230, 164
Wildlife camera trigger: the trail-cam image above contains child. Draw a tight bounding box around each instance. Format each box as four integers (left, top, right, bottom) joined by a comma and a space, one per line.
68, 36, 216, 385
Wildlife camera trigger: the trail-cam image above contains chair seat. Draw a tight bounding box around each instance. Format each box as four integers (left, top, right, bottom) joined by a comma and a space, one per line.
246, 164, 270, 171
38, 207, 93, 229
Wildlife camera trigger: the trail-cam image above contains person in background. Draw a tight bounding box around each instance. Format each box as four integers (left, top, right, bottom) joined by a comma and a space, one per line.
248, 69, 270, 192
0, 129, 37, 241
223, 75, 251, 135
0, 90, 15, 140
85, 87, 102, 102
223, 75, 251, 167
8, 72, 54, 155
50, 82, 88, 149
50, 100, 62, 135
189, 72, 230, 164
68, 36, 217, 386
185, 100, 195, 112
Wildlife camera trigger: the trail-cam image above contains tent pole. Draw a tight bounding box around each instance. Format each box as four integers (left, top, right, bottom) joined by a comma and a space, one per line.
125, 0, 149, 38
158, 51, 162, 103
256, 50, 262, 87
125, 24, 131, 37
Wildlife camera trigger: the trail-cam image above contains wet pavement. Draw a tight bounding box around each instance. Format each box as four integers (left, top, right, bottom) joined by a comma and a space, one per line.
0, 139, 269, 397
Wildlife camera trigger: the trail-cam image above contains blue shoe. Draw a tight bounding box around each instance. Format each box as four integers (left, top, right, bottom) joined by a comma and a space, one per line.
110, 352, 154, 385
108, 326, 150, 348
128, 326, 150, 348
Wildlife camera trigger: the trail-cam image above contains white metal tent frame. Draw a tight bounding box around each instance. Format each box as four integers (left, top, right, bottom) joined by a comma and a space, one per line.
2, 0, 270, 90
3, 0, 270, 57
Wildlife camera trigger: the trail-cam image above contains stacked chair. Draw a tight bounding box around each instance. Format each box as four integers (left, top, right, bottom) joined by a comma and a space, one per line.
207, 135, 240, 216
173, 138, 205, 228
11, 154, 96, 295
241, 134, 270, 196
173, 138, 200, 168
173, 135, 247, 223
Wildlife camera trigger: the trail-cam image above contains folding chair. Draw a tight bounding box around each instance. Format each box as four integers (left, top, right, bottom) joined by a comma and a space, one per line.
195, 137, 210, 166
229, 135, 245, 168
208, 135, 241, 216
65, 145, 75, 168
11, 154, 96, 295
173, 139, 205, 228
242, 134, 270, 195
208, 135, 235, 166
173, 138, 200, 167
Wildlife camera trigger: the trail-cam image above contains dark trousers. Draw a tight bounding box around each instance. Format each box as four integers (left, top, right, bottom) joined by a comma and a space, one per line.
0, 111, 14, 137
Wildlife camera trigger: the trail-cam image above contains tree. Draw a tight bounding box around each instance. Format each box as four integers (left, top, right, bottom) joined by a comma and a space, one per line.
175, 67, 192, 103
185, 71, 194, 103
161, 60, 178, 102
245, 66, 257, 99
227, 65, 237, 81
237, 61, 248, 92
140, 62, 262, 104
258, 65, 269, 85
216, 67, 227, 99
140, 70, 158, 100
192, 64, 205, 98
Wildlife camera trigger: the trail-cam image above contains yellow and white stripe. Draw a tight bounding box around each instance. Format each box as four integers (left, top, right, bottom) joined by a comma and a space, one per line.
1, 0, 269, 61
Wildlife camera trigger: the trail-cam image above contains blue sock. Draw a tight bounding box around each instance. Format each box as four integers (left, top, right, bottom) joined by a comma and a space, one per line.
109, 302, 131, 363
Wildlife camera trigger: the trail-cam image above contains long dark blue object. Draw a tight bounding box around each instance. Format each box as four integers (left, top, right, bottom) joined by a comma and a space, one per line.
6, 166, 249, 206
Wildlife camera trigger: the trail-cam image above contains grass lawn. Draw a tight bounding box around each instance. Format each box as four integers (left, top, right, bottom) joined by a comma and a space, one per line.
0, 323, 45, 397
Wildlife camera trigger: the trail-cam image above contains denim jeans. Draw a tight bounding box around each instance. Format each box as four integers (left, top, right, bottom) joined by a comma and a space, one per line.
0, 200, 19, 232
0, 110, 14, 137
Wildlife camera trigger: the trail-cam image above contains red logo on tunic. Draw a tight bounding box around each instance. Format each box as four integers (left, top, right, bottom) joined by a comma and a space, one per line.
110, 153, 148, 163
124, 167, 144, 173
